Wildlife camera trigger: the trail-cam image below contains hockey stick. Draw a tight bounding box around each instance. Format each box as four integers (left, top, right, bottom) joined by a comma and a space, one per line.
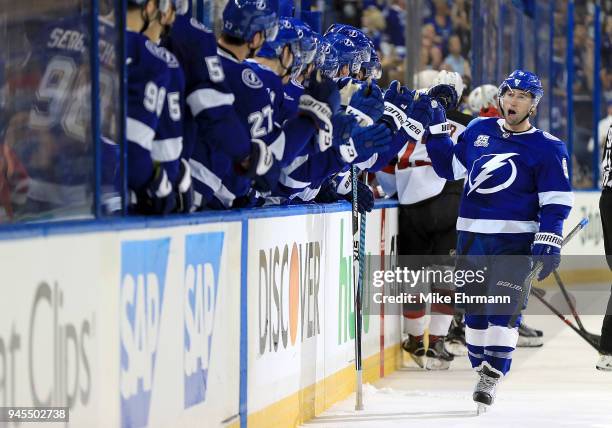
508, 218, 589, 327
351, 82, 375, 412
537, 270, 601, 348
351, 164, 365, 411
530, 286, 601, 351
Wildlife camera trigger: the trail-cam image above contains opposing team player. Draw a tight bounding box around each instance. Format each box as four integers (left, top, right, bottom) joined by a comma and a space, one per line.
423, 70, 573, 412
468, 84, 500, 117
389, 71, 471, 369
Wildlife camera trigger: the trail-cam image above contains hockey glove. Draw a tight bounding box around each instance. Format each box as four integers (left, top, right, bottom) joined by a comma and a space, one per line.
346, 83, 384, 126
331, 112, 358, 147
300, 72, 341, 152
532, 232, 562, 281
247, 139, 280, 193
134, 166, 176, 215
338, 123, 392, 163
408, 94, 449, 140
175, 158, 194, 214
380, 80, 416, 133
316, 175, 374, 213
428, 83, 459, 111
428, 102, 452, 136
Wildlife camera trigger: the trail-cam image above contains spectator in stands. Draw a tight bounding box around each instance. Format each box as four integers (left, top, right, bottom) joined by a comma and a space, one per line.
383, 0, 406, 57
602, 15, 612, 100
425, 0, 453, 50
420, 31, 443, 71
451, 0, 471, 57
361, 5, 385, 51
441, 35, 470, 78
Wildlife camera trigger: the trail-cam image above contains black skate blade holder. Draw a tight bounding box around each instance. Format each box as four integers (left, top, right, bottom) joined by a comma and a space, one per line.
507, 218, 589, 328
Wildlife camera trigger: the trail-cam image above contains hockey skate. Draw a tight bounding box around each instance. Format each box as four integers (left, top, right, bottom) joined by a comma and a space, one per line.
596, 353, 612, 371
446, 314, 467, 356
401, 335, 426, 368
473, 365, 501, 415
425, 337, 454, 370
516, 321, 543, 347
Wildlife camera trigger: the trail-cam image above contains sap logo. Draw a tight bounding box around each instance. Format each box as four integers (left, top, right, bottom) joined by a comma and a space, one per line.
467, 153, 518, 196
184, 232, 224, 409
120, 238, 170, 428
474, 135, 489, 147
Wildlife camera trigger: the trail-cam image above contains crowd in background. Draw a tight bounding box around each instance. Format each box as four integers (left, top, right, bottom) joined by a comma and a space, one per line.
334, 0, 611, 188
0, 0, 610, 223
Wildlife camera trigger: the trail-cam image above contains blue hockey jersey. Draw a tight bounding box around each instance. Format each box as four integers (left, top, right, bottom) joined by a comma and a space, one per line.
426, 117, 573, 236
21, 14, 94, 208
162, 15, 247, 161
126, 30, 173, 191
149, 49, 185, 183
281, 78, 304, 123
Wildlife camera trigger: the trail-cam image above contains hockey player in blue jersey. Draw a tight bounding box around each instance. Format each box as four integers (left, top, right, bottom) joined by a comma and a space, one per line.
126, 0, 185, 214
215, 0, 341, 207
141, 0, 193, 213
248, 17, 302, 128
423, 70, 573, 412
276, 29, 392, 207
163, 9, 266, 210
281, 19, 318, 122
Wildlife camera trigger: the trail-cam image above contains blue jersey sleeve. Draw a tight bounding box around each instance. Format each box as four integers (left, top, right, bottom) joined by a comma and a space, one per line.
164, 16, 234, 122
126, 32, 171, 191
425, 117, 478, 181
279, 145, 345, 194
535, 134, 573, 234
163, 16, 250, 161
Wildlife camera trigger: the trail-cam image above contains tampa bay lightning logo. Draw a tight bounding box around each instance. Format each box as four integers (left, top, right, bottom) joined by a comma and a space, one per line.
467, 153, 519, 195
242, 68, 263, 89
255, 0, 266, 10
347, 29, 359, 37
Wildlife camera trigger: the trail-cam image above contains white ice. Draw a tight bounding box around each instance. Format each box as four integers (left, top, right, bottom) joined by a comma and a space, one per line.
303, 315, 612, 428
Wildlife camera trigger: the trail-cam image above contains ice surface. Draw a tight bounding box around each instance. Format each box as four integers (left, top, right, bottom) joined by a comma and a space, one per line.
303, 315, 612, 428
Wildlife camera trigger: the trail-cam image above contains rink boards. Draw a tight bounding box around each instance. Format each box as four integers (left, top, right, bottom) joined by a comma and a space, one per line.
0, 191, 606, 428
0, 201, 402, 428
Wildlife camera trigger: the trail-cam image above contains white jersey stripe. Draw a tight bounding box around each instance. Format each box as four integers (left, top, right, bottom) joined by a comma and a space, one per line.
151, 137, 183, 162
126, 118, 155, 151
186, 88, 235, 116
457, 217, 539, 234
189, 159, 236, 207
538, 191, 574, 207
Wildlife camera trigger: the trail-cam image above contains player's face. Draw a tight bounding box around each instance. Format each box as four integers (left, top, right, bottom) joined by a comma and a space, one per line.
501, 88, 533, 125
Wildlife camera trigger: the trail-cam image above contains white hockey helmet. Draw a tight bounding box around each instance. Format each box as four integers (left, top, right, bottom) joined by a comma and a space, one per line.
468, 84, 498, 112
414, 69, 439, 91
433, 70, 465, 99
